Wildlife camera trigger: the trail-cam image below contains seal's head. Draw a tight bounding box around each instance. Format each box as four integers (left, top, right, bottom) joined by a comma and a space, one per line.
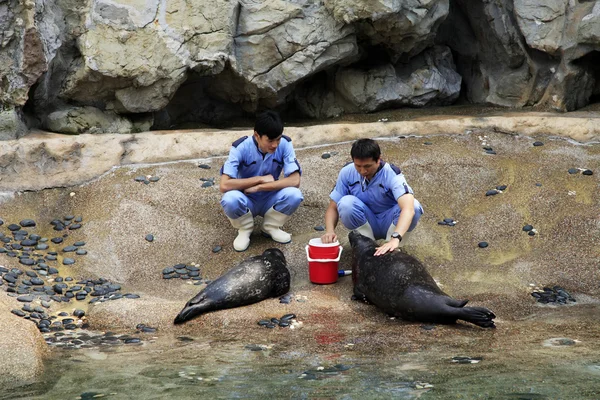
349, 231, 376, 252
262, 248, 286, 266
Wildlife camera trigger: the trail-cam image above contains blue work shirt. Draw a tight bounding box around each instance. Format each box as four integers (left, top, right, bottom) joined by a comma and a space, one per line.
221, 135, 301, 193
330, 161, 414, 214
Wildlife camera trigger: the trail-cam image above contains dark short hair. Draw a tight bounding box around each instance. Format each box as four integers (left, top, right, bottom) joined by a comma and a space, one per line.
351, 139, 381, 161
254, 110, 284, 139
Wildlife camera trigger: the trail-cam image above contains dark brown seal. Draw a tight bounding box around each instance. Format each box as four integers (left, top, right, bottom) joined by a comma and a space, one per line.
174, 248, 290, 324
349, 232, 495, 328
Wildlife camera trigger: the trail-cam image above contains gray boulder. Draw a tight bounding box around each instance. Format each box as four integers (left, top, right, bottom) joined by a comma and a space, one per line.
0, 294, 48, 386
46, 106, 134, 134
297, 45, 461, 117
0, 107, 28, 140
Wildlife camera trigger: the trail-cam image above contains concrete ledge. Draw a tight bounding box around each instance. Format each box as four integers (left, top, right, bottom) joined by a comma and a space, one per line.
0, 112, 599, 192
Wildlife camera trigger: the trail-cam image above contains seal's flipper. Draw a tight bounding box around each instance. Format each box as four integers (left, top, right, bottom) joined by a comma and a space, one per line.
455, 306, 496, 329
446, 298, 469, 308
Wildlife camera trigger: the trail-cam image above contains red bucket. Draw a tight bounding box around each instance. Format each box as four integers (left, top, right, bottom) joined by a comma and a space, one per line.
308, 238, 340, 259
306, 244, 343, 285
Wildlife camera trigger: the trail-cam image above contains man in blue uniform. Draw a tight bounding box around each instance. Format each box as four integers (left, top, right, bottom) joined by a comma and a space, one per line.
220, 110, 303, 251
321, 138, 423, 256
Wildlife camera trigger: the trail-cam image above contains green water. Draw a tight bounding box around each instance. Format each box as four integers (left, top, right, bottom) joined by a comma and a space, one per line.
5, 330, 600, 400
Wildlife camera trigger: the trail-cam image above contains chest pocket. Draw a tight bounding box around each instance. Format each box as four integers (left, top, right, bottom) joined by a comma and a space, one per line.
271, 158, 284, 179
378, 184, 393, 200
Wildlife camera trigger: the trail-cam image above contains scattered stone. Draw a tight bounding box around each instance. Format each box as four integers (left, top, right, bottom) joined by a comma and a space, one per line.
212, 245, 222, 253
11, 309, 26, 317
63, 258, 75, 265
17, 295, 34, 303
76, 249, 88, 255
451, 356, 482, 364
20, 219, 36, 227
582, 169, 593, 176
8, 224, 21, 231
63, 245, 78, 252
485, 190, 499, 196
533, 141, 544, 147
544, 337, 577, 347
438, 218, 456, 226
523, 225, 533, 232
73, 309, 85, 318
134, 176, 146, 182
74, 241, 86, 246
145, 234, 154, 242
69, 223, 82, 230
136, 323, 157, 333
423, 142, 433, 145
279, 294, 292, 304
201, 181, 214, 188
568, 168, 579, 175
149, 176, 160, 182
257, 313, 299, 329
51, 237, 64, 244
313, 225, 325, 231
478, 241, 489, 248
198, 164, 211, 169
245, 344, 266, 351
496, 185, 507, 191
531, 285, 575, 305
321, 153, 331, 159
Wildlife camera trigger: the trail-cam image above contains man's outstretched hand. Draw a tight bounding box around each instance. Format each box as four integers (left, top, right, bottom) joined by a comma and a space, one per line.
374, 238, 400, 256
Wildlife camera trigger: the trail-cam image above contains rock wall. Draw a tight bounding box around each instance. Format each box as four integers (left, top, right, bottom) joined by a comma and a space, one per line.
1, 0, 600, 137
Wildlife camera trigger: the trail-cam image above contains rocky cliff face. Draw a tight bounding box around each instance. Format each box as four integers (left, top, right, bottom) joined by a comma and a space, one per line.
1, 0, 599, 137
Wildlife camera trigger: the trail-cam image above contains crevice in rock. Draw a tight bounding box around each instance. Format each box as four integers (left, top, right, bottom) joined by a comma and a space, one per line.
571, 50, 600, 104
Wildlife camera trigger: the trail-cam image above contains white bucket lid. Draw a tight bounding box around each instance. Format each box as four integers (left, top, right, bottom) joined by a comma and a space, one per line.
308, 238, 340, 247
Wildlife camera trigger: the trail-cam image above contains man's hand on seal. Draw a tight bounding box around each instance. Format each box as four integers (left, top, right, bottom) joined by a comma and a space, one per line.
374, 238, 400, 256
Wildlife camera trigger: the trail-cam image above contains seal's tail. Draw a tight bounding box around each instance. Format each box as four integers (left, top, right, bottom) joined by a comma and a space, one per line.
457, 306, 496, 329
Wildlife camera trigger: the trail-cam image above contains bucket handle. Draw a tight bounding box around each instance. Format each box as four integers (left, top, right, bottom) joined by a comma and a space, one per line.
305, 245, 343, 262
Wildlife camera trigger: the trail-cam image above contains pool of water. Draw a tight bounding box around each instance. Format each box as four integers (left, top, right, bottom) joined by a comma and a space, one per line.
4, 327, 600, 400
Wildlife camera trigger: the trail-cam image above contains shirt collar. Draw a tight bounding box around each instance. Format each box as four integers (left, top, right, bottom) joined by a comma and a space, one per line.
252, 136, 267, 158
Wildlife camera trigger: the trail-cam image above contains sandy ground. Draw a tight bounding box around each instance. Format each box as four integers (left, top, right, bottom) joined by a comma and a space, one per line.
0, 110, 599, 391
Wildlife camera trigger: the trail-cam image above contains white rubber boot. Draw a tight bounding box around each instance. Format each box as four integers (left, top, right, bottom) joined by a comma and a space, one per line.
261, 207, 292, 244
227, 210, 254, 251
386, 223, 410, 246
355, 221, 375, 240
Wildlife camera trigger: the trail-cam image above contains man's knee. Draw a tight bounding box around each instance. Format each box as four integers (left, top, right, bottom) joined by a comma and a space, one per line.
337, 195, 358, 215
221, 191, 247, 218
273, 187, 303, 215
282, 187, 303, 208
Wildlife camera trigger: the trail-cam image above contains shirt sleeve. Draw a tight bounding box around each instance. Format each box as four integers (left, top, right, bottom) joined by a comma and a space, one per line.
221, 147, 241, 178
391, 173, 414, 200
282, 140, 302, 177
329, 168, 349, 203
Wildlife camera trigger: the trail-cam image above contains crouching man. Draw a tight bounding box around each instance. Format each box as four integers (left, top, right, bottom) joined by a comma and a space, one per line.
220, 111, 303, 251
321, 138, 423, 256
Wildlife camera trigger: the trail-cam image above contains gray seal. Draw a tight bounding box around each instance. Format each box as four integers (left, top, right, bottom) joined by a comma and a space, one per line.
349, 232, 496, 328
174, 248, 290, 324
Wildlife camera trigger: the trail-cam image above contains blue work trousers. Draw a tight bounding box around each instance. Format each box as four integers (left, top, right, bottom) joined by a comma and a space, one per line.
337, 195, 423, 239
221, 187, 303, 219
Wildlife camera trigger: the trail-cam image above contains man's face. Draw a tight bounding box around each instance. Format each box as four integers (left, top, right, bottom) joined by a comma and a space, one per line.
353, 157, 380, 180
254, 131, 282, 154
